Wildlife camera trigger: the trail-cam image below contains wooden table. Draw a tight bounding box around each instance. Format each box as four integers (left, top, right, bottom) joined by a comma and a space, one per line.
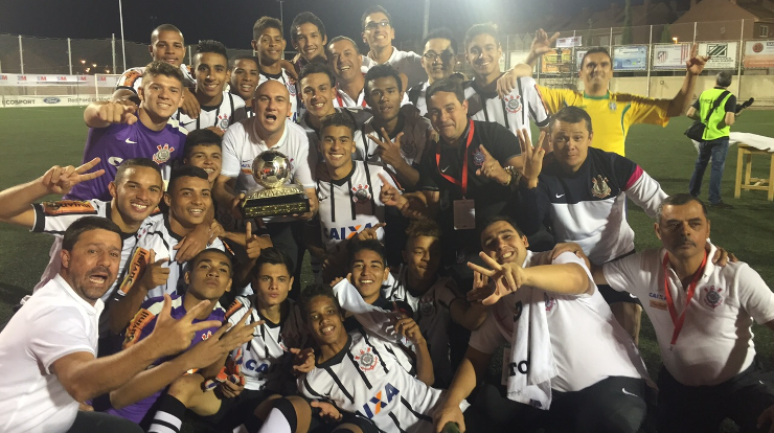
734, 143, 774, 201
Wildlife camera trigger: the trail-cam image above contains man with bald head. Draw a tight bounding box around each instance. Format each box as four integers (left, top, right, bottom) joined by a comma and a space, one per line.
215, 80, 318, 287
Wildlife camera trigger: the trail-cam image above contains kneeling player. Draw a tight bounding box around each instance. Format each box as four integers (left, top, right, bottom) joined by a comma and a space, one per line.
144, 247, 307, 432
104, 249, 257, 428
253, 284, 469, 433
434, 216, 649, 433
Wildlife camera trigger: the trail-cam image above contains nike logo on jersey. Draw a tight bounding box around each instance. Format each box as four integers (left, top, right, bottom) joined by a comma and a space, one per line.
621, 388, 638, 397
326, 223, 373, 241
125, 138, 137, 144
555, 193, 565, 198
441, 166, 451, 173
362, 383, 400, 418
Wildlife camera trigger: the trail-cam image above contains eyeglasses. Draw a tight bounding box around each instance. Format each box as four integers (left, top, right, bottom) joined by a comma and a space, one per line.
365, 21, 390, 31
423, 50, 454, 63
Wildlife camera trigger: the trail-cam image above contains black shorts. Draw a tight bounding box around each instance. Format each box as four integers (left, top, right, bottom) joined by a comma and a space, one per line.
469, 376, 647, 433
657, 363, 774, 433
200, 388, 276, 429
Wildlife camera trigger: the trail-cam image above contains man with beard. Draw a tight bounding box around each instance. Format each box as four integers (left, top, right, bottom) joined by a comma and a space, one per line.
69, 61, 188, 202
0, 217, 223, 433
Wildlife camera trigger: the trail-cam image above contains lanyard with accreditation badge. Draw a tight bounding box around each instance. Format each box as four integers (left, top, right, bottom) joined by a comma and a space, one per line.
436, 120, 476, 230
662, 251, 708, 346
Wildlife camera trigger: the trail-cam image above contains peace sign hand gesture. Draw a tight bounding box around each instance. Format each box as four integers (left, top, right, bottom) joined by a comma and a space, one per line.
368, 128, 404, 168
466, 252, 527, 306
40, 158, 105, 195
518, 128, 546, 188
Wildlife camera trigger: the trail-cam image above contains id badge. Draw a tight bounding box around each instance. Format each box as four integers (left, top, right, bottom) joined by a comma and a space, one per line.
453, 199, 475, 230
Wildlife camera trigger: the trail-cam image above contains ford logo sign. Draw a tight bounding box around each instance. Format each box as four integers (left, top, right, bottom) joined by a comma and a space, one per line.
43, 97, 60, 104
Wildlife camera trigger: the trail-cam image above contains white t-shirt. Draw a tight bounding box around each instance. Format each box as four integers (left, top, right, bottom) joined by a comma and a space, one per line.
358, 115, 433, 172
176, 92, 246, 133
362, 47, 427, 90
222, 118, 316, 194
0, 275, 103, 433
603, 245, 774, 386
258, 69, 300, 123
469, 251, 647, 393
316, 161, 398, 252
227, 296, 307, 392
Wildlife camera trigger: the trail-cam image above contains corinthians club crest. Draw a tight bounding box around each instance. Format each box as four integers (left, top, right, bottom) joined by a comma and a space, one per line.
354, 347, 378, 371
591, 175, 611, 198
703, 286, 724, 309
352, 184, 371, 203
217, 114, 230, 131
153, 144, 175, 164
504, 94, 522, 113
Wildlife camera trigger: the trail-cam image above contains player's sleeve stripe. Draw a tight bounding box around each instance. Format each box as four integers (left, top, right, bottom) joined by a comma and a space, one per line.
346, 351, 373, 390
117, 248, 151, 296
625, 166, 644, 190
401, 396, 433, 422
303, 377, 325, 398
388, 412, 410, 433
32, 203, 46, 233
323, 367, 355, 404
123, 308, 156, 348
225, 300, 245, 320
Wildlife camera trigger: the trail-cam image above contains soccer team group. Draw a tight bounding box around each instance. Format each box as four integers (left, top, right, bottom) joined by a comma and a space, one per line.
1, 4, 774, 433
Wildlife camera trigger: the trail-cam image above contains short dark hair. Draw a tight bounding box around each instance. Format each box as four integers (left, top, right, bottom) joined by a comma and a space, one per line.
252, 247, 295, 279
184, 129, 222, 160
348, 239, 387, 267
190, 248, 233, 276
327, 35, 360, 55
580, 47, 612, 68
253, 16, 284, 41
299, 61, 337, 88
151, 24, 183, 45
364, 64, 403, 97
142, 61, 185, 86
167, 166, 209, 193
657, 193, 708, 223
114, 158, 162, 185
229, 55, 259, 71
196, 40, 228, 63
361, 5, 392, 30
299, 283, 342, 319
716, 71, 733, 87
464, 23, 500, 50
320, 111, 356, 138
482, 215, 526, 238
426, 76, 466, 106
405, 220, 442, 241
423, 27, 457, 54
290, 11, 326, 44
62, 216, 123, 252
549, 106, 593, 135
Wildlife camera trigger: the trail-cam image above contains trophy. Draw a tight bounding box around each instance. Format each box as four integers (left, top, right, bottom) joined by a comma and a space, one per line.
241, 150, 310, 218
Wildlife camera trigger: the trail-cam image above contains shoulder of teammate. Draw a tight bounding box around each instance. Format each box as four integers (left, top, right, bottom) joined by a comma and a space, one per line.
225, 296, 251, 324
476, 120, 522, 160
601, 249, 656, 294
32, 199, 104, 234
590, 147, 639, 188
617, 92, 671, 122
535, 85, 575, 113
123, 294, 177, 348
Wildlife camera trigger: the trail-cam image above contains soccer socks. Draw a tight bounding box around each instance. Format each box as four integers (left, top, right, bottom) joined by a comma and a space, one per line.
256, 398, 297, 433
147, 394, 186, 433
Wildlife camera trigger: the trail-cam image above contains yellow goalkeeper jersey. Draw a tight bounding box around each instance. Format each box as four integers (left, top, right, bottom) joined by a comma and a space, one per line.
537, 86, 670, 156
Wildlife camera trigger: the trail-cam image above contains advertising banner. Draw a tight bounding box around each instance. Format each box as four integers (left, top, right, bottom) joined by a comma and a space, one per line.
652, 43, 691, 69
743, 40, 774, 68
556, 36, 582, 48
613, 45, 648, 71
699, 42, 738, 69
541, 48, 573, 74
0, 95, 108, 108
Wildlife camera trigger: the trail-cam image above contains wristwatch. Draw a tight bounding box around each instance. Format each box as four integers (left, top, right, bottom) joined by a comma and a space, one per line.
501, 166, 521, 186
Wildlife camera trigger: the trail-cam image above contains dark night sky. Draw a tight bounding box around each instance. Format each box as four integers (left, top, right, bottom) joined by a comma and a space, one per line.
0, 0, 636, 50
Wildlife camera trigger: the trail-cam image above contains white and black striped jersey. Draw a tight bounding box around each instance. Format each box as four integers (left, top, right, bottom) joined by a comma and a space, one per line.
176, 92, 247, 133
357, 115, 433, 174
465, 76, 550, 142
258, 69, 300, 123
406, 82, 430, 116
226, 296, 307, 393
299, 107, 372, 161
117, 213, 226, 300
30, 199, 161, 302
382, 267, 462, 388
315, 161, 399, 252
299, 330, 469, 433
333, 87, 411, 110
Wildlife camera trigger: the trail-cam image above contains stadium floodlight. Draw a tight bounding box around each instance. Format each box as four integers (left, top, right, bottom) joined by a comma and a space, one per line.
92, 63, 97, 68
80, 59, 86, 64
672, 37, 678, 43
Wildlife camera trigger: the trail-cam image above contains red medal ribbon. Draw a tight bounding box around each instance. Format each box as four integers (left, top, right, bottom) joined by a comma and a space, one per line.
662, 251, 708, 345
436, 120, 475, 197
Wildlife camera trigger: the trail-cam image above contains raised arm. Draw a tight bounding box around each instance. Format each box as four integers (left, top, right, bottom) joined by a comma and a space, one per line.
84, 100, 138, 128
666, 44, 709, 117
433, 347, 491, 433
0, 159, 105, 228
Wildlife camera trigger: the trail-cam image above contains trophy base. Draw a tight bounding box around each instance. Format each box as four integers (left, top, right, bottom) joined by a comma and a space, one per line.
242, 190, 310, 218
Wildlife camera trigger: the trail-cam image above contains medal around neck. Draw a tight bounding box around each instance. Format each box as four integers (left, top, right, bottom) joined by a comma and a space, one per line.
241, 150, 310, 218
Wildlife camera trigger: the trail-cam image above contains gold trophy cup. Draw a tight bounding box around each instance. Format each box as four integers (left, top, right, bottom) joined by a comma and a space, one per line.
241, 150, 310, 218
